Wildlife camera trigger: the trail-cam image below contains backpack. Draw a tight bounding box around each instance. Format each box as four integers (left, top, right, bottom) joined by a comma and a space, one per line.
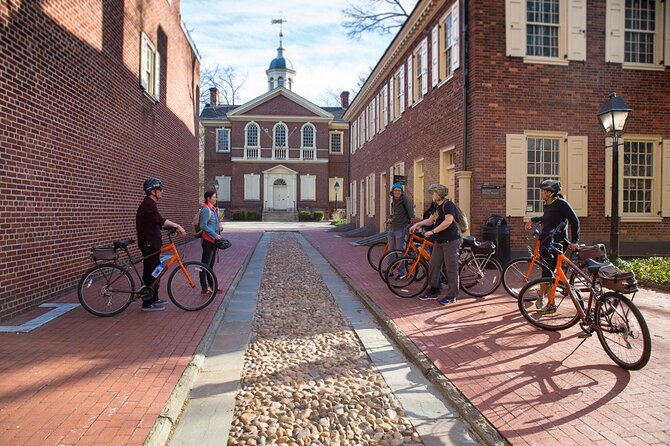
192, 206, 214, 237
442, 200, 469, 234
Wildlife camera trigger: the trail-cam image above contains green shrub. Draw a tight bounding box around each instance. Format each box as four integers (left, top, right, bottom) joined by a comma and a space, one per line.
330, 218, 347, 226
245, 211, 259, 221
232, 211, 245, 221
313, 211, 324, 222
613, 257, 670, 286
298, 211, 312, 221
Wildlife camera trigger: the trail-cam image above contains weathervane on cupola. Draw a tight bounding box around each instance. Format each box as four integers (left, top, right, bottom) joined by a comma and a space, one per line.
267, 15, 296, 91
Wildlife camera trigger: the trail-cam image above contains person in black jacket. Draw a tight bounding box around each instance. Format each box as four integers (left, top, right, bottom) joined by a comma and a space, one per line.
524, 179, 579, 313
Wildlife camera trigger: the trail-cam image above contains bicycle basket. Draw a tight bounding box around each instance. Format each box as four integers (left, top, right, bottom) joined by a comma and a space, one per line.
471, 240, 496, 255
90, 247, 117, 262
578, 244, 607, 262
598, 264, 638, 293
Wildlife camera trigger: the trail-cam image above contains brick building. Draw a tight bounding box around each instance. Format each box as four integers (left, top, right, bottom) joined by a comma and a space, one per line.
344, 0, 670, 255
0, 0, 201, 319
199, 36, 349, 220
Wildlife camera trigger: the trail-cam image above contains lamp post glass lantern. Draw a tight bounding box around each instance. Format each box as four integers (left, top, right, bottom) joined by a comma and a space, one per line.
597, 92, 631, 260
334, 181, 340, 217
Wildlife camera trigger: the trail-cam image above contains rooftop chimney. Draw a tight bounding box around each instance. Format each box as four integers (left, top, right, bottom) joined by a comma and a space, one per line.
340, 91, 350, 109
209, 87, 219, 106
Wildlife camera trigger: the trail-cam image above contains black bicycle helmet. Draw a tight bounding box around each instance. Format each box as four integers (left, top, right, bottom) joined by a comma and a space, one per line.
143, 178, 163, 193
215, 238, 231, 250
539, 179, 561, 196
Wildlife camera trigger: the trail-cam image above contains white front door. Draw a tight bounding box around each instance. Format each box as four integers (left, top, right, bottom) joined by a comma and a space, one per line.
273, 180, 289, 210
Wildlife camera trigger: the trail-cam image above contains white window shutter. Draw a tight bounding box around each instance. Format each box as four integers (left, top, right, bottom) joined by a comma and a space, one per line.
452, 1, 460, 70
506, 134, 526, 217
389, 77, 395, 120
406, 56, 413, 106
432, 25, 439, 86
244, 174, 260, 200
665, 2, 670, 66
421, 38, 428, 95
140, 34, 149, 89
155, 50, 161, 100
567, 136, 588, 216
216, 176, 231, 202
399, 69, 405, 112
567, 0, 587, 61
606, 0, 624, 63
300, 175, 316, 201
351, 181, 357, 216
371, 174, 376, 216
384, 84, 389, 126
662, 140, 670, 217
506, 0, 525, 57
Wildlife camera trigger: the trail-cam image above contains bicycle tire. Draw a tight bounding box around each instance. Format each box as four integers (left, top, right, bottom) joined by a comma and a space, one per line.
517, 278, 581, 330
502, 257, 543, 299
595, 292, 651, 370
167, 261, 218, 311
378, 249, 415, 281
367, 241, 388, 271
459, 256, 502, 297
78, 264, 135, 317
386, 256, 429, 298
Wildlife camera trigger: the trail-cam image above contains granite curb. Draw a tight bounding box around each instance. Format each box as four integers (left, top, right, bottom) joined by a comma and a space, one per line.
306, 237, 510, 446
143, 236, 262, 446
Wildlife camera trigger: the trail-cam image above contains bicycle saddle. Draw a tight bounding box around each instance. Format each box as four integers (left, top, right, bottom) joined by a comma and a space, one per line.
113, 239, 135, 249
462, 237, 494, 250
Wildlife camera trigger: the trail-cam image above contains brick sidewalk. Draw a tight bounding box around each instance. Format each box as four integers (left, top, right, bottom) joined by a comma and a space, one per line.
0, 231, 261, 446
304, 230, 670, 446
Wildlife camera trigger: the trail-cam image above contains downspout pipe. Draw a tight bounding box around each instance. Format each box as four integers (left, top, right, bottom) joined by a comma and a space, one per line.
461, 0, 469, 172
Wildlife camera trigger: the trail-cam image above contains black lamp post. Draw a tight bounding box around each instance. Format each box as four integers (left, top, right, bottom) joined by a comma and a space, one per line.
597, 92, 632, 260
334, 181, 340, 216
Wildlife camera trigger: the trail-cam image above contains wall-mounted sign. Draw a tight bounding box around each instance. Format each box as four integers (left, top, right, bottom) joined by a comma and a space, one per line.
393, 175, 407, 185
481, 185, 501, 199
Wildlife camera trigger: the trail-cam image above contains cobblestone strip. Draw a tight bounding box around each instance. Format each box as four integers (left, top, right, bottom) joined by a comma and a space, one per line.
228, 233, 424, 446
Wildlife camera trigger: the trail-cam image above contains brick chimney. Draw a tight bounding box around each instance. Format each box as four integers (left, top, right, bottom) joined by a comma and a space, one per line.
340, 91, 350, 109
209, 87, 219, 106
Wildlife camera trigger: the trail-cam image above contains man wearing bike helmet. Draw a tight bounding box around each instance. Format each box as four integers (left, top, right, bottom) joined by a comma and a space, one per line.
524, 179, 580, 313
409, 183, 462, 305
387, 182, 415, 276
136, 178, 186, 312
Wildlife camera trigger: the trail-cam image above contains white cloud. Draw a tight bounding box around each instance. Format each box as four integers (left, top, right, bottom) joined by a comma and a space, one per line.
179, 0, 409, 105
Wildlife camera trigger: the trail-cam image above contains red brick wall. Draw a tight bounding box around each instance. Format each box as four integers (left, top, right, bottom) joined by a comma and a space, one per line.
0, 1, 200, 319
348, 0, 669, 251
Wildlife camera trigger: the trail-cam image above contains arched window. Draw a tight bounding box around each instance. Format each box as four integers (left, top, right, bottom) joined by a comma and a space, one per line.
278, 76, 284, 87
301, 123, 315, 148
269, 77, 274, 90
273, 123, 287, 148
273, 178, 287, 186
245, 122, 259, 147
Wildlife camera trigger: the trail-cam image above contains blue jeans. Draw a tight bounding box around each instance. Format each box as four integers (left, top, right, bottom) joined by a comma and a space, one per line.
388, 228, 407, 274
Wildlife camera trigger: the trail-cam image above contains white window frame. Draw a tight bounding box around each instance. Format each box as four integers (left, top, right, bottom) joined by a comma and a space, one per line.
366, 173, 376, 217
506, 0, 587, 64
245, 122, 260, 148
273, 122, 288, 148
140, 33, 160, 100
244, 174, 260, 201
301, 123, 316, 149
329, 131, 343, 154
351, 180, 358, 216
215, 175, 231, 202
216, 128, 231, 153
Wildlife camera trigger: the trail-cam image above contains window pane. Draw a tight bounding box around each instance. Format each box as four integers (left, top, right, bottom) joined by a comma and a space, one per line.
526, 0, 559, 57
624, 0, 656, 63
622, 140, 653, 214
526, 137, 560, 212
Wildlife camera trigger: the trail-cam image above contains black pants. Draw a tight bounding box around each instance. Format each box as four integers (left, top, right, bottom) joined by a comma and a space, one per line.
200, 239, 216, 289
140, 244, 160, 304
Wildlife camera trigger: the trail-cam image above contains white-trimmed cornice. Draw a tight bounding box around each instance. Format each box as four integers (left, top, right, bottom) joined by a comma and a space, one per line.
228, 86, 334, 119
343, 0, 442, 120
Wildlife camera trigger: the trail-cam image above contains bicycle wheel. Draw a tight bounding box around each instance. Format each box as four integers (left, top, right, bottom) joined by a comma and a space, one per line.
518, 278, 580, 330
378, 249, 414, 281
386, 256, 429, 298
167, 261, 218, 311
595, 292, 651, 370
459, 256, 502, 297
367, 241, 388, 271
502, 257, 543, 299
78, 264, 135, 317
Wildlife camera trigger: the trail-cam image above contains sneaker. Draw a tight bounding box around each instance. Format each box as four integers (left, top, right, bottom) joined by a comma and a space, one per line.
142, 303, 165, 312
535, 292, 545, 310
438, 296, 457, 306
419, 289, 439, 301
153, 299, 168, 307
577, 329, 592, 339
536, 303, 557, 314
201, 288, 212, 295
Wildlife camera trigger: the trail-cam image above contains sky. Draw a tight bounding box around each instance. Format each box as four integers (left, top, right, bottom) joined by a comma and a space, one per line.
179, 0, 416, 106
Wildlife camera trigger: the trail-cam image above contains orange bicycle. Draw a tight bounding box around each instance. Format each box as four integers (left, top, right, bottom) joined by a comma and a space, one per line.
501, 223, 545, 298
377, 231, 426, 280
78, 228, 218, 316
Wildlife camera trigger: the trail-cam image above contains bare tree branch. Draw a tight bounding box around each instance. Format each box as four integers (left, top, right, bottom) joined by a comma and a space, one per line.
200, 65, 248, 105
342, 0, 414, 40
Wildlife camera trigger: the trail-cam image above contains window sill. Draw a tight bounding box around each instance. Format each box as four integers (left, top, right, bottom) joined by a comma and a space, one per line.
411, 98, 424, 108
620, 215, 663, 223
215, 150, 231, 153
141, 88, 159, 103
523, 56, 569, 66
436, 74, 454, 89
621, 63, 666, 72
